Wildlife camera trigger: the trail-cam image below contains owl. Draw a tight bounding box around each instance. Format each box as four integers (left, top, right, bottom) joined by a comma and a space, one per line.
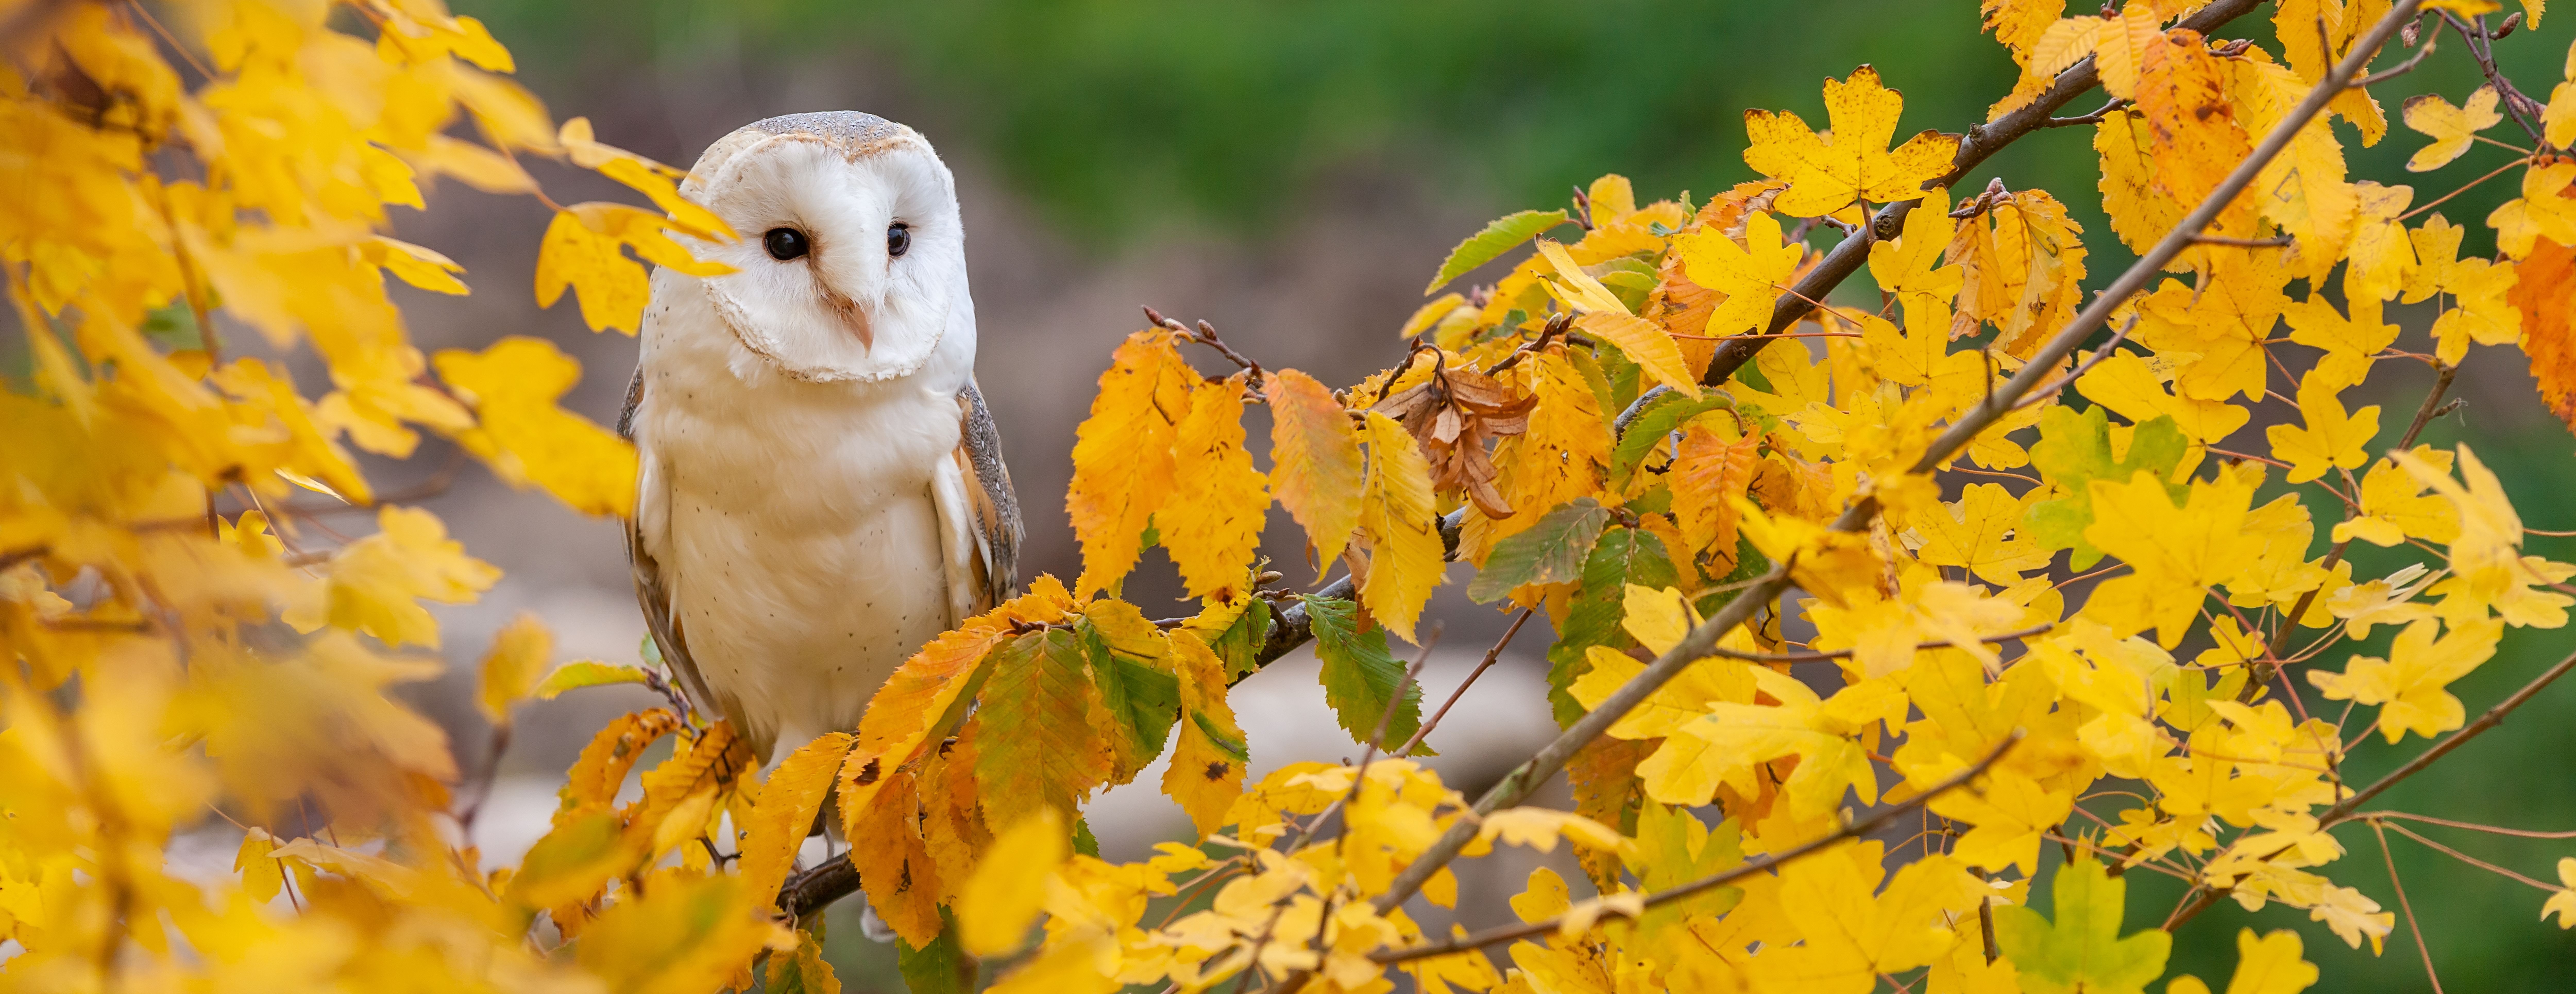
620, 111, 1022, 765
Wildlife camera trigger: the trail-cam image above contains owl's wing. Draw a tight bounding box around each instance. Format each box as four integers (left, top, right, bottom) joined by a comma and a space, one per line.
618, 366, 724, 719
933, 379, 1023, 622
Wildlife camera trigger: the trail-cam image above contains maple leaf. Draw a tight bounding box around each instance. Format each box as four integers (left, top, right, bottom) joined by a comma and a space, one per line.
2488, 160, 2576, 260
282, 506, 500, 649
2342, 182, 2420, 302
1066, 330, 1194, 597
2403, 86, 2504, 172
1266, 368, 1366, 574
1867, 186, 1965, 334
2515, 237, 2576, 431
1994, 857, 2172, 994
1674, 210, 1807, 339
2265, 374, 2381, 484
2029, 6, 2167, 103
434, 336, 639, 517
2074, 350, 2251, 445
2227, 57, 2358, 280
2165, 929, 2320, 994
1160, 373, 1270, 599
1910, 482, 2052, 585
2309, 617, 2502, 742
1650, 666, 1882, 816
2546, 859, 2576, 928
2333, 449, 2463, 547
2025, 405, 2189, 568
2136, 28, 2253, 215
1744, 65, 1958, 222
534, 202, 731, 334
1162, 630, 1247, 837
2083, 470, 2259, 648
2283, 287, 2400, 390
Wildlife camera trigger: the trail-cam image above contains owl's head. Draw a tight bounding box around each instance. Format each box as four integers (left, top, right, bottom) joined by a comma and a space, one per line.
676, 112, 969, 382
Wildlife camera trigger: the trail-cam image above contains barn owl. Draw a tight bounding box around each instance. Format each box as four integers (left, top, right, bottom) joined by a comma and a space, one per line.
621, 111, 1022, 765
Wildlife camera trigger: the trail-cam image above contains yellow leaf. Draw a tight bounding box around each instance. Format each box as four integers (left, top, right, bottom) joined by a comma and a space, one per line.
233, 829, 283, 904
1675, 211, 1806, 338
1162, 630, 1248, 837
283, 506, 499, 649
2205, 929, 2319, 994
2309, 617, 2501, 742
2545, 858, 2576, 928
2487, 161, 2576, 260
1267, 368, 1366, 575
739, 732, 854, 905
2264, 374, 2380, 484
2403, 86, 2504, 171
577, 874, 792, 994
1742, 65, 1958, 221
1160, 374, 1270, 599
434, 336, 640, 517
1067, 330, 1193, 596
849, 771, 946, 946
474, 612, 551, 726
1357, 411, 1445, 643
957, 808, 1068, 956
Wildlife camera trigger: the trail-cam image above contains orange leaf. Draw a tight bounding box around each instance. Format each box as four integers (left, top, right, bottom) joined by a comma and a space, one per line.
2516, 238, 2576, 431
738, 732, 853, 906
847, 770, 945, 946
1268, 367, 1366, 575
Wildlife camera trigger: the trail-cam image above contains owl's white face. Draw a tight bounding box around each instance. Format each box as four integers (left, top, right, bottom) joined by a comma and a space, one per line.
677, 113, 969, 383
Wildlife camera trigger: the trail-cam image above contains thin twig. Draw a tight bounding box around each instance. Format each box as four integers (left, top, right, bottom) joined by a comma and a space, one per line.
2373, 821, 2447, 994
2043, 98, 2133, 127
1369, 734, 2019, 964
2189, 234, 2294, 248
1707, 623, 2055, 664
1397, 610, 1530, 757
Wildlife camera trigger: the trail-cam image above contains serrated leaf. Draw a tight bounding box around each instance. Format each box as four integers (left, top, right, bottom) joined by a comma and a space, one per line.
970, 630, 1113, 829
1425, 209, 1570, 293
1162, 630, 1248, 837
1267, 368, 1366, 577
739, 732, 853, 907
1544, 527, 1679, 726
1609, 391, 1734, 488
1356, 410, 1444, 642
1302, 595, 1423, 747
1160, 373, 1269, 599
765, 929, 843, 994
897, 910, 975, 994
1080, 615, 1181, 778
1068, 330, 1194, 597
1467, 498, 1612, 602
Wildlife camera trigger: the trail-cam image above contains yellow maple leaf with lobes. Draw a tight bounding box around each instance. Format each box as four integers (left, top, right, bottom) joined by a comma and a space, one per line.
1743, 65, 1958, 222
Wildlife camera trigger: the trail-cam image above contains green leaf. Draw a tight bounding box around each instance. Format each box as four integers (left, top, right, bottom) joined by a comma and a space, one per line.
972, 630, 1111, 826
1203, 597, 1273, 682
1425, 209, 1570, 293
896, 908, 976, 994
1610, 392, 1735, 488
1081, 619, 1181, 771
1467, 497, 1613, 603
530, 660, 649, 700
2025, 408, 2188, 569
1994, 857, 2172, 994
1544, 527, 1679, 726
1301, 595, 1422, 747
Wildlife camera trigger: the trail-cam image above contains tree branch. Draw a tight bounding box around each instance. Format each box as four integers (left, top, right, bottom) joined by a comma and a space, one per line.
1694, 0, 2271, 390
1369, 733, 2019, 965
1345, 0, 2424, 937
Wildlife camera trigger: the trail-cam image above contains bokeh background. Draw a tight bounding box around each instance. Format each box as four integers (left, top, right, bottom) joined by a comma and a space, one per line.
23, 0, 2576, 987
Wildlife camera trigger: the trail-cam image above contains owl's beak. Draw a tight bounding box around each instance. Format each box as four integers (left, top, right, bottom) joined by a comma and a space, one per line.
819, 285, 875, 351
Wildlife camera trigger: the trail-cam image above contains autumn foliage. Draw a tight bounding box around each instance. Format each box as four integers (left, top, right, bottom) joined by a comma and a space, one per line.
11, 0, 2576, 992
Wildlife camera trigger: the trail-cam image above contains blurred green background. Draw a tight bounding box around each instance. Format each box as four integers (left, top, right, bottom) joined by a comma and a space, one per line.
465, 0, 2576, 988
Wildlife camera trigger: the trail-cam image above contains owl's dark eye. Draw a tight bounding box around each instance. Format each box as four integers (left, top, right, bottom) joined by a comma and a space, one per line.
763, 227, 810, 261
886, 223, 910, 258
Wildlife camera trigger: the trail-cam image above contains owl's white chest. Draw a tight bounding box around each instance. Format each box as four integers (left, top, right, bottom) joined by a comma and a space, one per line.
633, 278, 969, 758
